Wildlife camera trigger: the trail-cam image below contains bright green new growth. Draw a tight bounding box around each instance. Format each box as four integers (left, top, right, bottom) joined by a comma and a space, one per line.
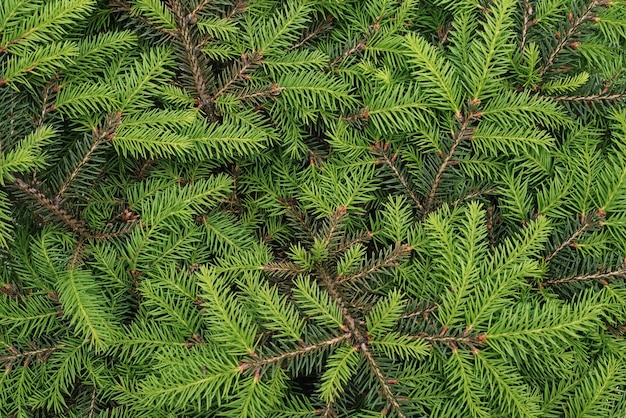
1, 0, 626, 416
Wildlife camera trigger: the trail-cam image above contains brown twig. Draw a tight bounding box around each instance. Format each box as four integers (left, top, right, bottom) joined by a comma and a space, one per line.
520, 0, 534, 52
402, 304, 438, 320
55, 112, 122, 203
170, 0, 217, 122
336, 244, 411, 285
88, 386, 97, 418
549, 93, 626, 102
330, 40, 366, 68
225, 0, 247, 20
290, 18, 333, 51
361, 343, 406, 418
449, 188, 497, 207
538, 0, 603, 77
12, 177, 93, 240
0, 345, 62, 367
373, 143, 424, 211
424, 115, 473, 215
110, 0, 177, 37
417, 333, 486, 346
240, 333, 351, 370
188, 0, 213, 19
37, 81, 58, 128
236, 84, 285, 102
543, 268, 626, 287
211, 52, 261, 102
545, 218, 593, 262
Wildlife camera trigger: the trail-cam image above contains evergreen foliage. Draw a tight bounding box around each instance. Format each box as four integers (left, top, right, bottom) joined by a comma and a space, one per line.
1, 0, 626, 416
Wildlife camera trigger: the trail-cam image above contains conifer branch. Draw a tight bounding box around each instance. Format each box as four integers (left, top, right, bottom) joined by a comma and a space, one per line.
55, 112, 122, 203
211, 52, 262, 102
225, 0, 247, 20
236, 83, 285, 101
361, 343, 406, 418
543, 268, 626, 287
71, 240, 85, 269
88, 386, 97, 418
169, 0, 217, 121
424, 115, 473, 215
331, 231, 373, 258
110, 0, 177, 37
545, 217, 594, 261
449, 188, 496, 207
242, 333, 351, 370
330, 40, 366, 68
284, 204, 317, 240
0, 344, 62, 367
520, 0, 534, 52
37, 81, 58, 128
336, 244, 411, 284
320, 206, 347, 248
12, 177, 93, 240
372, 142, 424, 211
290, 18, 333, 51
319, 402, 336, 418
416, 333, 487, 346
549, 93, 626, 102
188, 0, 213, 19
319, 267, 364, 344
402, 304, 438, 320
538, 0, 603, 77
262, 262, 308, 280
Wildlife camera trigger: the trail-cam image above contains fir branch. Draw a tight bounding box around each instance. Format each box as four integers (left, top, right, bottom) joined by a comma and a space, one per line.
401, 304, 438, 320
449, 188, 497, 207
88, 386, 97, 418
169, 0, 217, 121
188, 0, 212, 20
12, 177, 92, 240
331, 231, 373, 258
361, 343, 406, 418
262, 261, 309, 280
319, 206, 347, 249
520, 0, 534, 52
36, 81, 58, 128
372, 142, 424, 211
55, 112, 122, 203
336, 244, 411, 285
290, 18, 333, 51
549, 93, 626, 102
0, 344, 62, 367
241, 333, 351, 370
225, 0, 247, 20
235, 83, 285, 102
545, 217, 594, 262
538, 0, 604, 77
319, 267, 364, 343
110, 0, 177, 37
330, 39, 366, 68
424, 115, 473, 215
319, 401, 336, 418
211, 52, 262, 102
543, 268, 626, 287
416, 333, 487, 347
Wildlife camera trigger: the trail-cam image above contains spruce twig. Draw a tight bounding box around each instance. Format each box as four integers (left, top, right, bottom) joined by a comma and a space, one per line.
372, 142, 424, 211
543, 268, 626, 286
170, 0, 218, 121
361, 343, 407, 418
538, 0, 603, 77
545, 217, 594, 262
424, 114, 473, 216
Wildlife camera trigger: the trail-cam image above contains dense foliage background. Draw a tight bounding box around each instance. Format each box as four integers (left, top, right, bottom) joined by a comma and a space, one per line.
1, 0, 626, 416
